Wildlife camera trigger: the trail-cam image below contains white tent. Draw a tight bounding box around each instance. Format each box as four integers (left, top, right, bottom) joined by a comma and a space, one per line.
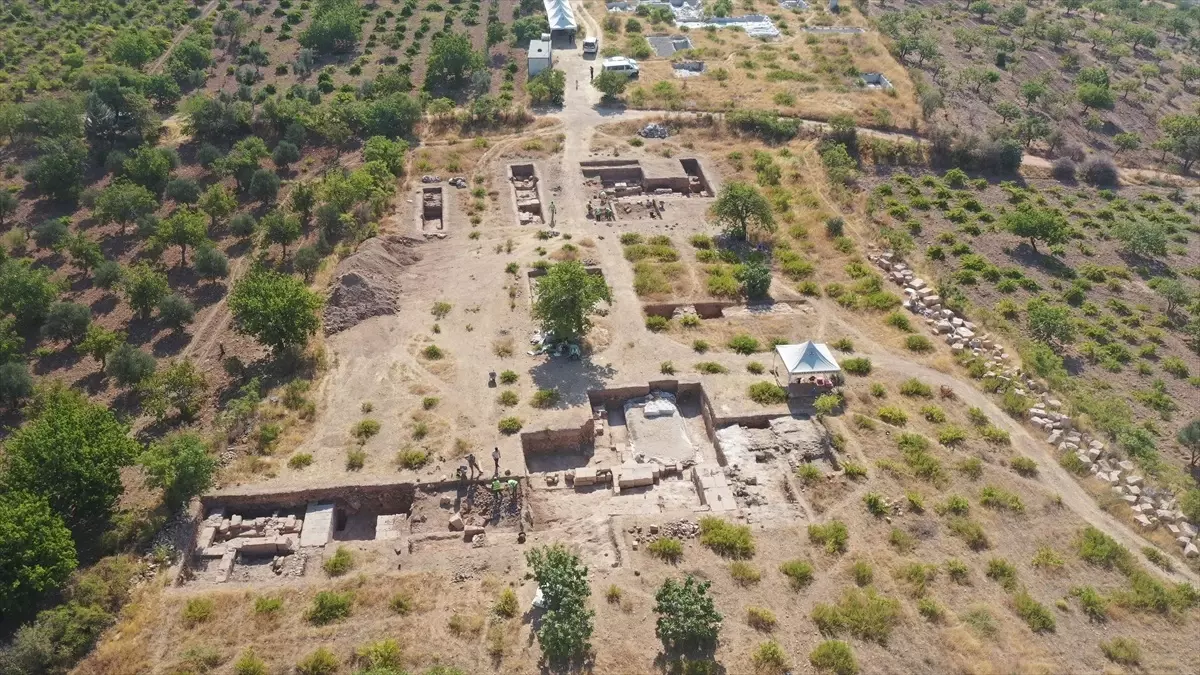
774, 342, 841, 383
544, 0, 577, 32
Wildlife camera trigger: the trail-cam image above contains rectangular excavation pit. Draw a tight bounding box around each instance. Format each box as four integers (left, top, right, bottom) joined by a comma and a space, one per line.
508, 163, 544, 226
581, 160, 646, 196
520, 417, 597, 473
679, 158, 713, 195
419, 186, 445, 233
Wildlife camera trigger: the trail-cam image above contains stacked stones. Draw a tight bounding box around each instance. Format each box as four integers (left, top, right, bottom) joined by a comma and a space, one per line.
630, 520, 701, 550
870, 250, 1200, 560
194, 508, 303, 582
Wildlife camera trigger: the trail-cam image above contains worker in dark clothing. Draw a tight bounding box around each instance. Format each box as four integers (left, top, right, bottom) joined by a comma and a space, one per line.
466, 453, 481, 478
590, 66, 594, 81
492, 447, 501, 476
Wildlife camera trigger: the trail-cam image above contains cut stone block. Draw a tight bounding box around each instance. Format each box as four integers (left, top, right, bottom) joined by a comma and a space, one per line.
464, 525, 486, 541
299, 502, 335, 547
1186, 543, 1199, 559
238, 538, 279, 556
1135, 515, 1154, 529
573, 467, 598, 487
1126, 475, 1144, 487
196, 525, 216, 552
617, 465, 655, 489
448, 512, 464, 531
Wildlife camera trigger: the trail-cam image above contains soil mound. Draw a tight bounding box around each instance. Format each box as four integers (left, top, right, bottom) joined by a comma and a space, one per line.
324, 235, 420, 334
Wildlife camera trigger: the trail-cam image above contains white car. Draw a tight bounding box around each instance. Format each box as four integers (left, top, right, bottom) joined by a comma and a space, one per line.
601, 56, 639, 77
582, 37, 598, 54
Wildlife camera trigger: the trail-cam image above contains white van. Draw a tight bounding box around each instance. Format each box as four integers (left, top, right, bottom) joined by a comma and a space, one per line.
601, 56, 639, 77
582, 37, 599, 54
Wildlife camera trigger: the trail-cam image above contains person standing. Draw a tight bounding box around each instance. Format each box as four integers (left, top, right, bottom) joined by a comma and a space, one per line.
590, 66, 594, 81
492, 446, 501, 476
466, 453, 481, 478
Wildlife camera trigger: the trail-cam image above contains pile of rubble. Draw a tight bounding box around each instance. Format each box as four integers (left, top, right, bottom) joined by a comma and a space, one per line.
420, 175, 442, 183
639, 123, 670, 139
870, 250, 1200, 560
629, 520, 701, 550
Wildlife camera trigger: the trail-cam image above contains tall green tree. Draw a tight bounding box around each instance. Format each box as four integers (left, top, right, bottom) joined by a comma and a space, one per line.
122, 263, 170, 319
197, 183, 236, 230
532, 261, 612, 341
1026, 298, 1075, 346
94, 181, 158, 236
1001, 205, 1068, 253
1178, 419, 1200, 468
122, 146, 175, 196
299, 0, 363, 54
25, 137, 88, 202
156, 207, 209, 265
261, 210, 302, 258
1, 384, 139, 534
711, 182, 775, 241
525, 545, 594, 663
0, 491, 78, 617
425, 32, 485, 86
229, 269, 324, 353
139, 432, 216, 509
142, 360, 207, 422
0, 257, 60, 330
654, 575, 722, 653
79, 325, 123, 369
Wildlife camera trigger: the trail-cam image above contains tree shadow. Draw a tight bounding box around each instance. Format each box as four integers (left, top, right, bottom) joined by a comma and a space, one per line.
33, 345, 82, 375
153, 331, 190, 357
126, 316, 159, 347
193, 281, 228, 310
652, 648, 726, 674
1116, 250, 1172, 279
72, 370, 110, 396
90, 293, 120, 316
529, 356, 616, 407
1004, 242, 1076, 279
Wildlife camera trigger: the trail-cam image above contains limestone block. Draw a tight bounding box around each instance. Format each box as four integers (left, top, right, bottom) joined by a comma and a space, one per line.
464, 525, 486, 541
1181, 522, 1198, 538
1128, 485, 1141, 496
1122, 495, 1138, 505
1186, 543, 1199, 559
1134, 515, 1154, 529
196, 526, 216, 552
230, 515, 243, 529
448, 512, 464, 531
1167, 523, 1181, 536
1126, 475, 1144, 487
1118, 460, 1135, 472
1156, 509, 1177, 523
1178, 536, 1192, 548
239, 538, 278, 556
574, 467, 598, 486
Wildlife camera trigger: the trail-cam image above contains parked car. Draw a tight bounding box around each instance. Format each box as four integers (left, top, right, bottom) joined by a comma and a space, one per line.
601, 56, 639, 77
582, 37, 598, 54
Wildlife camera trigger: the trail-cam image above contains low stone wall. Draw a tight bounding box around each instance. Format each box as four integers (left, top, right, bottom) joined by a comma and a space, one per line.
202, 482, 418, 516
642, 301, 738, 319
520, 418, 595, 454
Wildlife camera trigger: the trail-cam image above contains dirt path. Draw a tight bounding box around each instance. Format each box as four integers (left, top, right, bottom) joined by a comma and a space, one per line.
149, 0, 221, 75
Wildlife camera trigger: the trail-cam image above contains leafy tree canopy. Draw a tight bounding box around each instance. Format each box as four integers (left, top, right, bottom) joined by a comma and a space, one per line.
229, 268, 324, 353
531, 261, 612, 341
0, 491, 78, 617
711, 182, 775, 241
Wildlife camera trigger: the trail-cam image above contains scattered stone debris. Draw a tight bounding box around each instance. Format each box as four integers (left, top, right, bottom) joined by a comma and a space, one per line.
420, 175, 442, 183
448, 176, 468, 188
871, 249, 1200, 554
639, 123, 670, 139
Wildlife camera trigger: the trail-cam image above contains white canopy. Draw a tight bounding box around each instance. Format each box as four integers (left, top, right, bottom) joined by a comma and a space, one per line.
544, 0, 577, 31
775, 342, 841, 376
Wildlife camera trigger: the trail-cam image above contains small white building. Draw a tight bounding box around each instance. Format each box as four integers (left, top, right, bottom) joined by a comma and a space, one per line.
528, 39, 552, 76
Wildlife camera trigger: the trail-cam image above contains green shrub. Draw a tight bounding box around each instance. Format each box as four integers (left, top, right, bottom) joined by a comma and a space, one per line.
498, 417, 523, 434
323, 546, 354, 577
1013, 591, 1055, 632
497, 389, 519, 406
648, 537, 684, 563
808, 521, 849, 554
899, 378, 933, 397
422, 344, 445, 359
884, 312, 912, 332
896, 562, 938, 597
1142, 546, 1174, 572
810, 587, 901, 644
296, 647, 339, 675
863, 492, 887, 517
747, 361, 765, 374
809, 640, 858, 675
980, 485, 1024, 513
352, 419, 381, 440
660, 361, 677, 375
780, 559, 815, 589
693, 339, 710, 353
920, 405, 946, 423
422, 396, 439, 410
905, 335, 934, 353
841, 357, 872, 375
956, 457, 983, 480
830, 337, 854, 351
698, 517, 755, 558
796, 463, 822, 484
389, 592, 414, 615
696, 361, 728, 374
937, 425, 968, 446
234, 650, 268, 675
1010, 456, 1038, 477
494, 587, 519, 618
748, 381, 788, 405
752, 640, 789, 672
307, 591, 353, 625
288, 453, 314, 469
917, 597, 945, 622
255, 596, 283, 615
645, 315, 670, 332
842, 462, 867, 480
986, 558, 1018, 591
728, 334, 761, 354
183, 597, 215, 626
1076, 526, 1132, 570
499, 370, 519, 384
731, 561, 762, 586
1031, 546, 1064, 571
981, 425, 1011, 445
531, 388, 560, 408
346, 448, 366, 470
397, 448, 429, 469
1100, 637, 1140, 665
939, 495, 971, 515
747, 606, 777, 631
869, 382, 887, 397
948, 517, 989, 550
888, 528, 916, 553
877, 405, 908, 426
945, 559, 970, 583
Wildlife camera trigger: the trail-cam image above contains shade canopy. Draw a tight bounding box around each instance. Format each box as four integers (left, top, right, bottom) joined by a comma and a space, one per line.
775, 342, 841, 375
545, 0, 577, 31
